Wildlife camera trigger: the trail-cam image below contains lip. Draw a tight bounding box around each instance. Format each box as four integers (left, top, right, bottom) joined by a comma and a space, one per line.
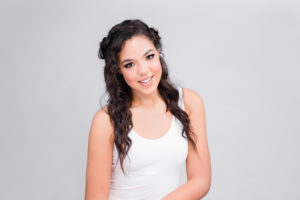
137, 75, 154, 86
138, 75, 153, 82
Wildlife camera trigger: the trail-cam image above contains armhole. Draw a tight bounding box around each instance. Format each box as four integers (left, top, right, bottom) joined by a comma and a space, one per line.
178, 87, 185, 111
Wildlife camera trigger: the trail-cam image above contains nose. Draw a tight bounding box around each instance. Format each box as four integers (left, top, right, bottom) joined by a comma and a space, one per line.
138, 61, 149, 76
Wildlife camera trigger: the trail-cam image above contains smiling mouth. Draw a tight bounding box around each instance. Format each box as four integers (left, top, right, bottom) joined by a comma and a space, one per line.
138, 75, 153, 84
138, 75, 154, 85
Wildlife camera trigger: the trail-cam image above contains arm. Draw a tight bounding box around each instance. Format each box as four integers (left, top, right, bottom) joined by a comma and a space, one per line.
85, 107, 115, 200
162, 88, 212, 200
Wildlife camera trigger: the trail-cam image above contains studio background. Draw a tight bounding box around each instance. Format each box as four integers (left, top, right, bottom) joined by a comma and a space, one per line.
1, 0, 299, 199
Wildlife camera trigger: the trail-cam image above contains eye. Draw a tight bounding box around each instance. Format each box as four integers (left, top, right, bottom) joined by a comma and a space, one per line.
146, 54, 155, 60
124, 62, 134, 68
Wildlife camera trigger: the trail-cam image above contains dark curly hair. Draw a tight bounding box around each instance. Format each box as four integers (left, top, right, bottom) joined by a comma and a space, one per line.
98, 19, 198, 175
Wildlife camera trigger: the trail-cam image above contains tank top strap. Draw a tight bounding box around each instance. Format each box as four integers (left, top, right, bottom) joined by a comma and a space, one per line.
177, 87, 185, 111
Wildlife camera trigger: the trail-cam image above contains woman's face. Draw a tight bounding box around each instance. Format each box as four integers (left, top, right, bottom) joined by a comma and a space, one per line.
118, 35, 162, 97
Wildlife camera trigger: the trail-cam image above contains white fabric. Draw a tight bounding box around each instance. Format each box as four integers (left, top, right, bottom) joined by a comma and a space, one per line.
109, 87, 188, 200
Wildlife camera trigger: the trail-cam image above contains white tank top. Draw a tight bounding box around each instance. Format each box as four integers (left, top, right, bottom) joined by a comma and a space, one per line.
109, 87, 188, 200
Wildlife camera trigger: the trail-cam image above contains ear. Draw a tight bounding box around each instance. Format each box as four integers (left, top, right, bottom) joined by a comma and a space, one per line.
159, 50, 164, 58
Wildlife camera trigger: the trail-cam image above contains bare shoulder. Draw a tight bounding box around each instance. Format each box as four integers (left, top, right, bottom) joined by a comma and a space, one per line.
92, 105, 110, 123
90, 105, 115, 143
182, 87, 205, 116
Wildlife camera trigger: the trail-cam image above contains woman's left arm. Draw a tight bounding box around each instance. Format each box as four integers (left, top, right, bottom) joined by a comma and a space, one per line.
162, 88, 212, 200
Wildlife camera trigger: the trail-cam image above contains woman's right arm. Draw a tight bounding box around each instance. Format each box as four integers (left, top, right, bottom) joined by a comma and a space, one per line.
85, 107, 115, 200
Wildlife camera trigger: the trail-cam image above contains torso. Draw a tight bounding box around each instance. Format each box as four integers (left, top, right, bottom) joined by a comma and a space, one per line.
106, 88, 191, 143
109, 87, 189, 199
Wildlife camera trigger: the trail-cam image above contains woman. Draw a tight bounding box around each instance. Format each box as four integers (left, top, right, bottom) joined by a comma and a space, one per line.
85, 19, 211, 200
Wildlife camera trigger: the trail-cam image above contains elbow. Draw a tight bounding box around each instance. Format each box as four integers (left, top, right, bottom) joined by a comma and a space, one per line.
202, 180, 211, 197
195, 176, 212, 198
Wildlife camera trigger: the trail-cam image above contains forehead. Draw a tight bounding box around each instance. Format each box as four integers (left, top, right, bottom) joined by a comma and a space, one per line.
119, 35, 155, 59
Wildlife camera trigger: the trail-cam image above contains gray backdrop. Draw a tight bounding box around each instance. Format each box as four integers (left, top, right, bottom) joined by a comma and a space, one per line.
1, 0, 299, 199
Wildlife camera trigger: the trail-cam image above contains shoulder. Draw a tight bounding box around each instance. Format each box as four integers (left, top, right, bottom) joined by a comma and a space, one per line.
93, 105, 109, 121
182, 87, 205, 116
89, 105, 115, 144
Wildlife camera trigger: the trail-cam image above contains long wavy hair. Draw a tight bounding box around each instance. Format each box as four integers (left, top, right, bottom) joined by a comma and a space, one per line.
98, 19, 198, 175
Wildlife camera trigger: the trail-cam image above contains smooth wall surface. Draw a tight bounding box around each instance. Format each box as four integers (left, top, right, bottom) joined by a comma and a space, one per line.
1, 0, 299, 199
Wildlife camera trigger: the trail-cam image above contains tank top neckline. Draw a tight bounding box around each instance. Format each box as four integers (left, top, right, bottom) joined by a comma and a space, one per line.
131, 115, 175, 141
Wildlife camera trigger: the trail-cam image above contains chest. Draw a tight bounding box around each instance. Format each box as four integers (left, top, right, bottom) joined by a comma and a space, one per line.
117, 117, 188, 173
131, 110, 174, 140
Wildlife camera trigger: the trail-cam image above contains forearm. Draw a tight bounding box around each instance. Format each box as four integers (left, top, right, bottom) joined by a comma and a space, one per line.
161, 178, 210, 200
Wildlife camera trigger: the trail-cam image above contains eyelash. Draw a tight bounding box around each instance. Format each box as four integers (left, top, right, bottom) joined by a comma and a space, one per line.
123, 54, 155, 68
146, 54, 155, 60
124, 63, 133, 68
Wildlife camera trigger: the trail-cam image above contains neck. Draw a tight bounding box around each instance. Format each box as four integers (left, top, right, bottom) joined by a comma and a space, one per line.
131, 88, 162, 108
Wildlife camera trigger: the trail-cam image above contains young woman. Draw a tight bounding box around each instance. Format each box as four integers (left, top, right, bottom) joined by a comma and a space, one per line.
85, 19, 211, 200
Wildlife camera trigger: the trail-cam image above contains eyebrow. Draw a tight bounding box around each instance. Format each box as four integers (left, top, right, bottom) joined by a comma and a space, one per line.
120, 49, 154, 65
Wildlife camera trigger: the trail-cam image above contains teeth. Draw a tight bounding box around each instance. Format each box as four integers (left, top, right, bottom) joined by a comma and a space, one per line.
140, 76, 151, 83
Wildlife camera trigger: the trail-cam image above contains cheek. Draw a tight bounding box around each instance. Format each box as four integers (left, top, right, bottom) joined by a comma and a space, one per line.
122, 71, 137, 84
151, 60, 162, 74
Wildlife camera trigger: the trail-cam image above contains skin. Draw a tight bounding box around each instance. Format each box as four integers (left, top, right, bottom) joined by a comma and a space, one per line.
118, 35, 173, 139
119, 35, 163, 107
85, 35, 211, 199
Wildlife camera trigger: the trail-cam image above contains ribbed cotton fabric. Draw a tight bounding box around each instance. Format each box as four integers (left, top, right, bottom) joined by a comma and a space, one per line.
109, 87, 188, 200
